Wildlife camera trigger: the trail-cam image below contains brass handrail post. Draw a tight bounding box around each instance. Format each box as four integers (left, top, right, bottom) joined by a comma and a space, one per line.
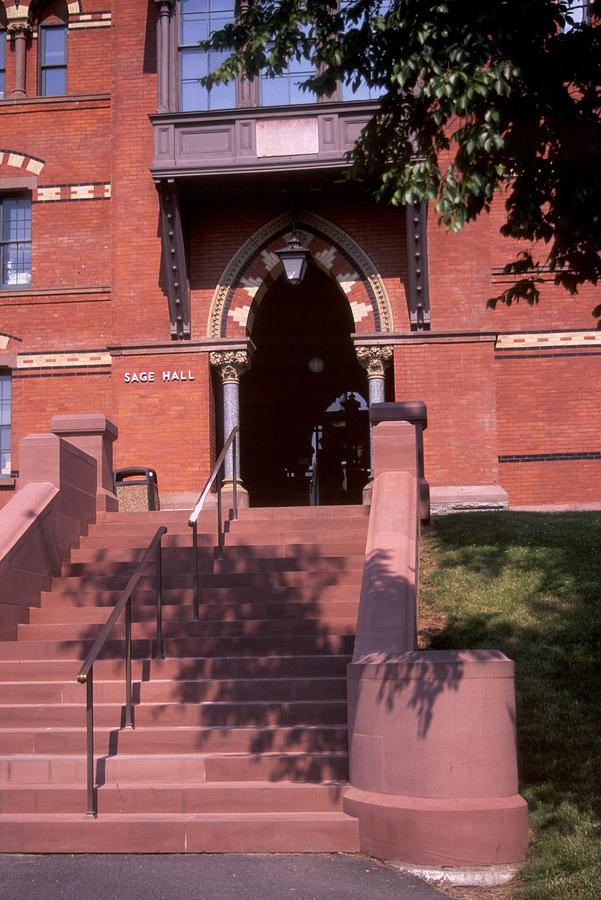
192, 521, 199, 621
188, 426, 240, 610
155, 536, 165, 659
124, 598, 134, 729
233, 432, 238, 521
216, 469, 224, 558
85, 669, 96, 817
76, 525, 168, 816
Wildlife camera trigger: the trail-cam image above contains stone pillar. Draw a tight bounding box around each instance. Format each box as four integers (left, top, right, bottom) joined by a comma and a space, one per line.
155, 0, 175, 113
50, 413, 119, 512
355, 345, 393, 483
8, 21, 31, 99
210, 350, 250, 495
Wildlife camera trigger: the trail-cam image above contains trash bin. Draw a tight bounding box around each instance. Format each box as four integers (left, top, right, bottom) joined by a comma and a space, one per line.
113, 467, 160, 511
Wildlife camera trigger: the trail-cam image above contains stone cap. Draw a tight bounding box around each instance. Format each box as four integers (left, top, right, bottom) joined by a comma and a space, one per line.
370, 401, 428, 429
349, 649, 515, 679
51, 413, 118, 440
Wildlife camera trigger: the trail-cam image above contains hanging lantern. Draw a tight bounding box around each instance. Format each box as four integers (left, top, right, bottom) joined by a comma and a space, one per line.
276, 231, 310, 286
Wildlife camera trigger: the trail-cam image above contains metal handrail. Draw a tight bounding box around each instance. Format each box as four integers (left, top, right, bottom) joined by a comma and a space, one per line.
309, 455, 319, 506
76, 525, 167, 817
188, 425, 239, 621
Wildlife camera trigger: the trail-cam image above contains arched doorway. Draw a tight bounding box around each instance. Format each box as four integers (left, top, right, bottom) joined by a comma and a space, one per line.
240, 262, 370, 507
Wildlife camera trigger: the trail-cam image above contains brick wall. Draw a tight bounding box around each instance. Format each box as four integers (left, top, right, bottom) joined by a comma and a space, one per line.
0, 0, 599, 508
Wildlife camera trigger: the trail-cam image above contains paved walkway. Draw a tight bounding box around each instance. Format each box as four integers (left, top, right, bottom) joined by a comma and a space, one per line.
0, 853, 445, 900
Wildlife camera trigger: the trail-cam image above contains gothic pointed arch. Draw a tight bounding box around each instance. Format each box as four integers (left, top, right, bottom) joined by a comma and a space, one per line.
207, 211, 394, 338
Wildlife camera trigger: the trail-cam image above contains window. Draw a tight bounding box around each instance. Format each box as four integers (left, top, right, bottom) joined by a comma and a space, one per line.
260, 50, 315, 107
179, 0, 236, 112
340, 79, 384, 102
564, 2, 592, 29
0, 31, 5, 99
40, 24, 67, 96
340, 0, 389, 102
0, 373, 11, 476
0, 196, 32, 288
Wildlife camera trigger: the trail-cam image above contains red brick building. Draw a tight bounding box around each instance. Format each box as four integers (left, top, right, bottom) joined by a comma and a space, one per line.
1, 0, 600, 512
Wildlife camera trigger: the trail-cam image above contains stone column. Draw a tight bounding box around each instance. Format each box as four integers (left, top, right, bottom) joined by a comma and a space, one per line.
9, 21, 31, 99
356, 345, 393, 482
210, 350, 250, 488
155, 0, 175, 113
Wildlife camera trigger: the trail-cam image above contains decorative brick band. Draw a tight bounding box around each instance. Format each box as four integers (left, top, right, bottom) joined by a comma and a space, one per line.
0, 149, 45, 176
496, 331, 601, 350
16, 351, 112, 370
34, 183, 111, 203
499, 452, 601, 463
68, 12, 112, 30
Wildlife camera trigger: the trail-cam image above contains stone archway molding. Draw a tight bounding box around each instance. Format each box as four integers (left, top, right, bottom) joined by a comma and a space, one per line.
207, 211, 394, 338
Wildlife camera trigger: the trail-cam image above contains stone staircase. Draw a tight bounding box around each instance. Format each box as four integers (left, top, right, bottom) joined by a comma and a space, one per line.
0, 505, 369, 852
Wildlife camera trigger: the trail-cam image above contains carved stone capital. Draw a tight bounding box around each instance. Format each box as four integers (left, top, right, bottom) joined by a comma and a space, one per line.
356, 345, 393, 379
7, 21, 33, 39
210, 350, 250, 384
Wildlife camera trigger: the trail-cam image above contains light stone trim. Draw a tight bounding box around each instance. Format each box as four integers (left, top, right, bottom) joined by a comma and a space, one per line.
260, 249, 280, 274
336, 272, 359, 295
314, 247, 337, 270
37, 187, 62, 202
349, 301, 372, 324
496, 331, 601, 350
209, 350, 250, 384
71, 185, 94, 200
17, 351, 112, 370
0, 335, 9, 351
208, 211, 393, 337
69, 20, 112, 29
240, 276, 262, 299
355, 344, 394, 379
7, 153, 25, 169
228, 305, 251, 327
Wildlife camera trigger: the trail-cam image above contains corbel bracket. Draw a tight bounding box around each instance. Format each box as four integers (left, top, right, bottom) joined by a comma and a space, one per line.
405, 199, 431, 331
158, 179, 191, 339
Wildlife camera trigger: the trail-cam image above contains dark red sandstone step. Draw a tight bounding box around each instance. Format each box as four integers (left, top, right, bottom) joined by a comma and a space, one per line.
18, 618, 357, 642
0, 751, 350, 783
0, 811, 360, 853
0, 781, 347, 815
0, 724, 347, 752
29, 602, 359, 624
0, 655, 352, 681
0, 676, 347, 704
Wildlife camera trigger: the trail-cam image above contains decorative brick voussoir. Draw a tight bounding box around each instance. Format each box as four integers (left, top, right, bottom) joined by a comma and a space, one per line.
209, 211, 393, 338
0, 149, 45, 176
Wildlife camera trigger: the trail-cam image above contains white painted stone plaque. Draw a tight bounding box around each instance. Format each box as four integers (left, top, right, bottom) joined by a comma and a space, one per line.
256, 118, 319, 158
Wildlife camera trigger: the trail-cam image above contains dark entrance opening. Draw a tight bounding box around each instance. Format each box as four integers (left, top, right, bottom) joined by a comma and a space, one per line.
240, 261, 370, 507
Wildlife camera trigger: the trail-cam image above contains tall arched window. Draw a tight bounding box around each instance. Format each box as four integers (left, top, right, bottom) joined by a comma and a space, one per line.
36, 1, 68, 97
0, 371, 11, 476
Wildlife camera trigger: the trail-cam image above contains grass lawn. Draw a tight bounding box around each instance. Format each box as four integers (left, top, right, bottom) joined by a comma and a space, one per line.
420, 512, 601, 900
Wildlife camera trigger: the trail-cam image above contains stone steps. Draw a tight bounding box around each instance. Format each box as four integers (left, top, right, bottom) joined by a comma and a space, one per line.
0, 504, 368, 852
